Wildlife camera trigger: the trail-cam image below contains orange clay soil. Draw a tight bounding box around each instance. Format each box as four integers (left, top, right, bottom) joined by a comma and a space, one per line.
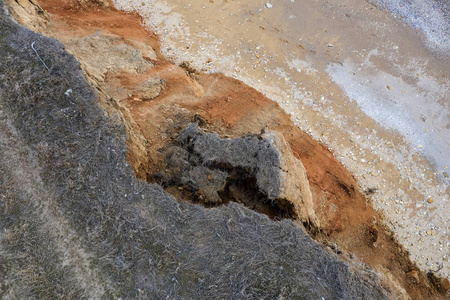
6, 0, 449, 298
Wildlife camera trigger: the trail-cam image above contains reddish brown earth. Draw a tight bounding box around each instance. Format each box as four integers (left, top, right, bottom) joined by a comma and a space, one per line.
6, 0, 449, 298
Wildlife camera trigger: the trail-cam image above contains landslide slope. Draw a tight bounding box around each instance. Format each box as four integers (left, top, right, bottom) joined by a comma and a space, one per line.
0, 0, 448, 299
0, 3, 390, 299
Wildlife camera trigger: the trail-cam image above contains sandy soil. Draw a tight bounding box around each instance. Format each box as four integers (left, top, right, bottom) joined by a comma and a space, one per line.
111, 0, 450, 279
5, 0, 449, 297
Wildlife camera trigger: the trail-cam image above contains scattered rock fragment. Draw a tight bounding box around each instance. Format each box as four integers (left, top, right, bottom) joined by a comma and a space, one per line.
137, 77, 163, 100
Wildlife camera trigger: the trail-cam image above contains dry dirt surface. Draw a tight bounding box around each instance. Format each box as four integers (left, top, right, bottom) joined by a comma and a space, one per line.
4, 0, 449, 298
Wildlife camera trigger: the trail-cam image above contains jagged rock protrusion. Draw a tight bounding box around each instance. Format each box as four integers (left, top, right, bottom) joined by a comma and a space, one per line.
158, 123, 319, 226
262, 130, 319, 227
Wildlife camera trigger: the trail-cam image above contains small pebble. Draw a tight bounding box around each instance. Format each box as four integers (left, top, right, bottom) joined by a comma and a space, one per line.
265, 3, 273, 8
427, 198, 433, 204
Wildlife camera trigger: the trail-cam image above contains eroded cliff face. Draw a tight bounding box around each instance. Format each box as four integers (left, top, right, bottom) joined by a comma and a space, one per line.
3, 0, 449, 298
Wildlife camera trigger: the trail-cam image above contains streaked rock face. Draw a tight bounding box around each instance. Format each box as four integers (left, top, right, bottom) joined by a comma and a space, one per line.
262, 130, 319, 227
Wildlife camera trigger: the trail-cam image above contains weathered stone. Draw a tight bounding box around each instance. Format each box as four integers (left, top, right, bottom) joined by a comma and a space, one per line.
263, 131, 319, 227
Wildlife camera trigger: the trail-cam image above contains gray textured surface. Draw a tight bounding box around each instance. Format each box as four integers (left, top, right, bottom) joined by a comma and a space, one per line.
177, 123, 281, 199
